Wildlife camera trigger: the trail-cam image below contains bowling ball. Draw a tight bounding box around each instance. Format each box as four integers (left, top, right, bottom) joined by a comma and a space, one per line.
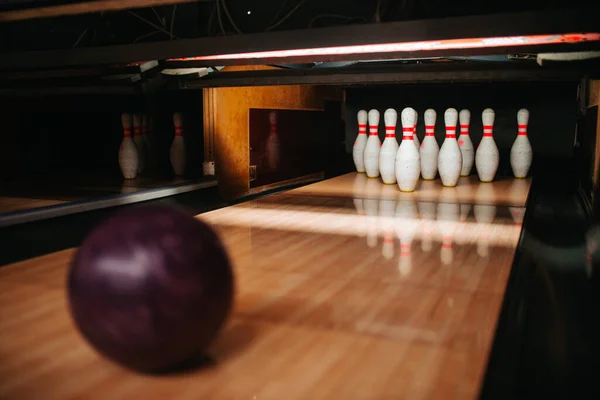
67, 205, 234, 373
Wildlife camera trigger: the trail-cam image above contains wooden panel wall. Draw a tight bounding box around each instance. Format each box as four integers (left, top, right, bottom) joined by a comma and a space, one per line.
585, 79, 600, 210
207, 66, 342, 200
588, 80, 600, 185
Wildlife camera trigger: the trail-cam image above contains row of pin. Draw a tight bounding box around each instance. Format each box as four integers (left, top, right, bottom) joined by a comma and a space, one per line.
118, 112, 186, 180
353, 107, 533, 191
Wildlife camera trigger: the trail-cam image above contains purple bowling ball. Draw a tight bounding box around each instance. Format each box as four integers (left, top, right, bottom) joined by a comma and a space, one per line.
67, 205, 234, 372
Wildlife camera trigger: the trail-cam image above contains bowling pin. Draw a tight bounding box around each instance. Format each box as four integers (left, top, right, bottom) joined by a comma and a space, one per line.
476, 108, 499, 182
420, 109, 439, 180
379, 108, 399, 184
510, 108, 533, 178
133, 113, 146, 174
413, 111, 421, 150
438, 108, 462, 187
118, 112, 139, 180
458, 109, 474, 176
364, 109, 381, 178
266, 111, 280, 170
353, 110, 368, 173
170, 112, 186, 176
395, 107, 420, 192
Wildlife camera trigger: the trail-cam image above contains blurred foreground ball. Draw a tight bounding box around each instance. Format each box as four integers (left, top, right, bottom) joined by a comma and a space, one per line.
67, 205, 234, 372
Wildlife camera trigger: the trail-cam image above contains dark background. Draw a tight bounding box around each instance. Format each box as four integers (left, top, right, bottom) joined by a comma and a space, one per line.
0, 0, 583, 52
0, 91, 205, 183
249, 107, 325, 188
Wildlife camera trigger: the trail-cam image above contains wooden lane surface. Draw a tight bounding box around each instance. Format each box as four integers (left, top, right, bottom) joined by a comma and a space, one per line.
288, 172, 531, 207
0, 174, 529, 399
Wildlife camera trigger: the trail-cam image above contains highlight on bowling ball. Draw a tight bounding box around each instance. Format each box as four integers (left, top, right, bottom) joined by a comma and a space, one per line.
67, 205, 234, 373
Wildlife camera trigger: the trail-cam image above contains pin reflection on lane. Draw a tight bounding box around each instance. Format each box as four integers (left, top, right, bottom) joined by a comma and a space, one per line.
396, 199, 418, 276
438, 187, 460, 265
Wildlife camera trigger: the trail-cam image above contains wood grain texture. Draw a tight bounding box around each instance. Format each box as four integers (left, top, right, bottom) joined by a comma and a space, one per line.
211, 72, 334, 200
0, 0, 198, 22
202, 88, 216, 163
216, 89, 325, 199
0, 173, 528, 399
288, 173, 532, 207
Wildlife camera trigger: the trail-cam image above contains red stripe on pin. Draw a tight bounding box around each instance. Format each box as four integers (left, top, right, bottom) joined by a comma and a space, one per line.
358, 124, 367, 128
446, 133, 456, 138
446, 126, 456, 131
385, 134, 395, 138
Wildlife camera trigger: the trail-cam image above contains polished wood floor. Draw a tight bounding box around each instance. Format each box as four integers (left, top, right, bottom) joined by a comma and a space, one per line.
0, 173, 531, 399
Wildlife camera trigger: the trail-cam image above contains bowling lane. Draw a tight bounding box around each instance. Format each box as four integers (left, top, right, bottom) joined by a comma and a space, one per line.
288, 172, 531, 207
0, 173, 529, 399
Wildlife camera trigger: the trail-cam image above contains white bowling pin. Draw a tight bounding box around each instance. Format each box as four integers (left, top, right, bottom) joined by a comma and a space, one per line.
266, 111, 280, 170
420, 109, 439, 180
438, 108, 462, 187
353, 110, 368, 173
476, 108, 499, 182
458, 109, 474, 176
379, 108, 399, 184
395, 107, 420, 192
511, 108, 533, 178
364, 110, 381, 178
170, 112, 186, 176
413, 111, 421, 150
118, 112, 139, 180
133, 113, 146, 174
